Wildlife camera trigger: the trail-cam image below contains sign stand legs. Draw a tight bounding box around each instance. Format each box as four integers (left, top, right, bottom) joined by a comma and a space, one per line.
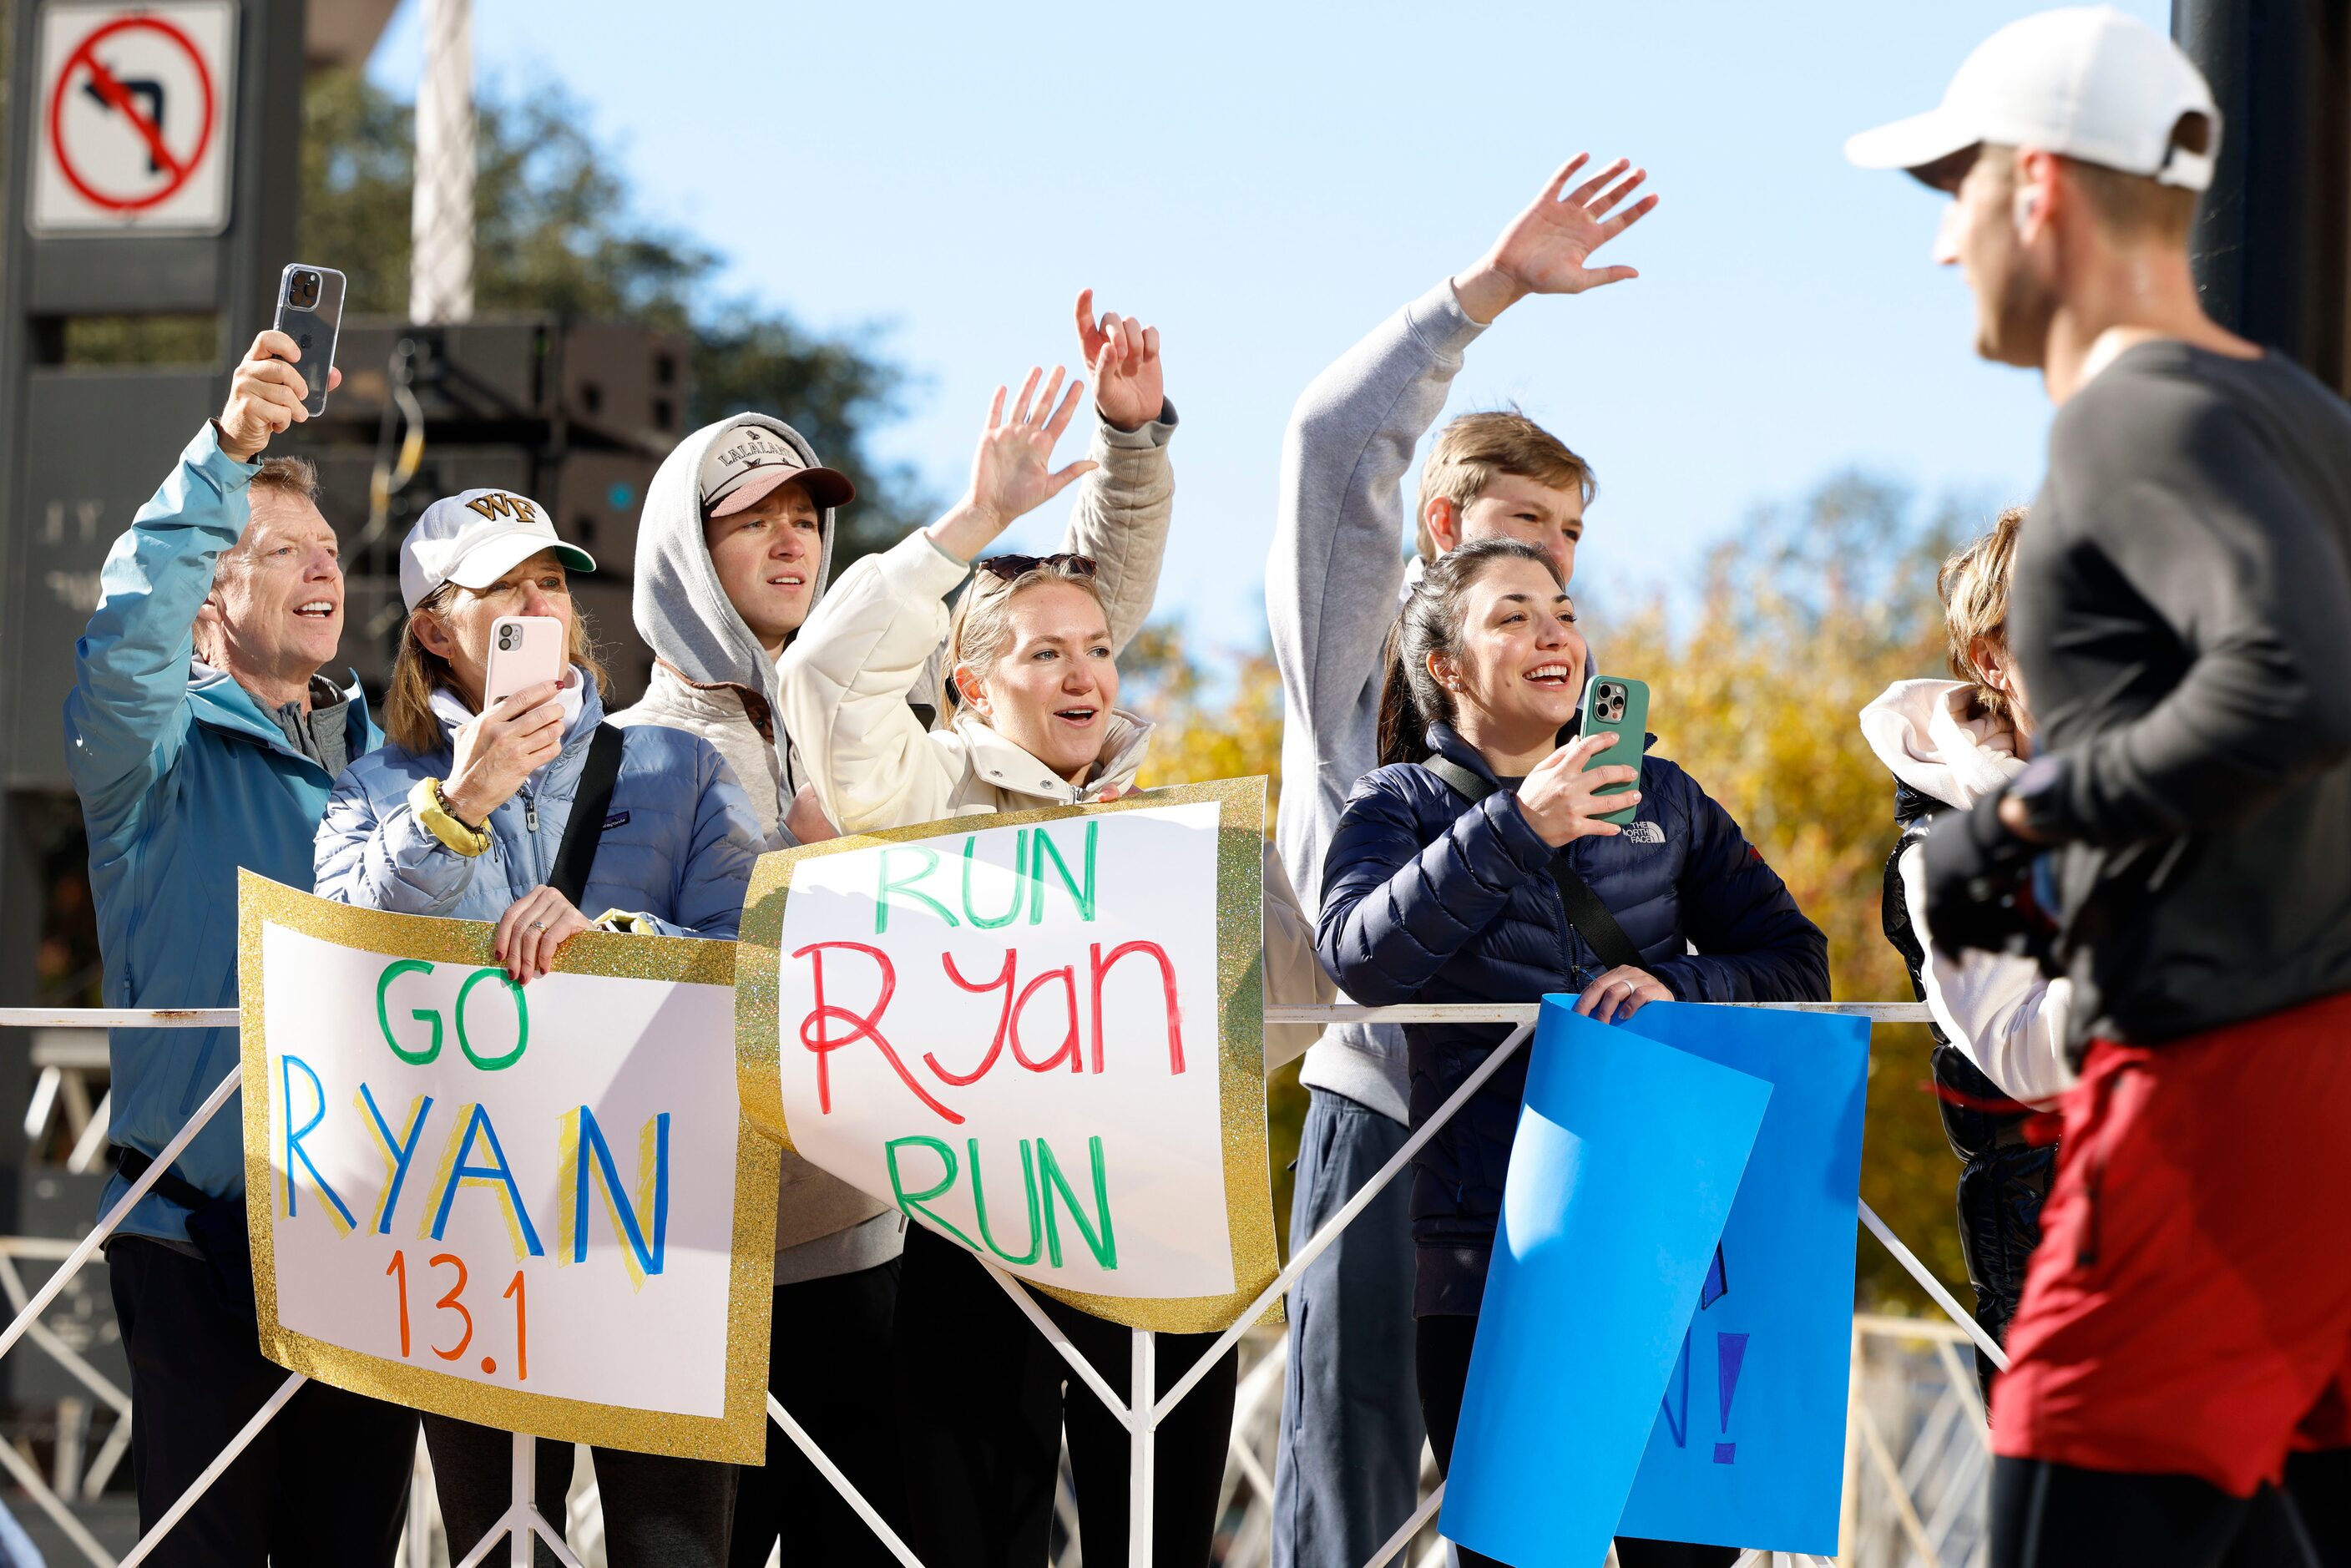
450, 1434, 583, 1568
1130, 1328, 1155, 1566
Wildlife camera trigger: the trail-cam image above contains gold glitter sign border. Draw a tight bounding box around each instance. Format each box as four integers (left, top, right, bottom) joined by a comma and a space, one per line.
237, 870, 777, 1462
736, 778, 1282, 1336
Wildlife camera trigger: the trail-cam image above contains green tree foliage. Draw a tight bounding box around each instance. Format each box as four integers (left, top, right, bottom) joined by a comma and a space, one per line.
298, 71, 933, 562
1140, 474, 1986, 1311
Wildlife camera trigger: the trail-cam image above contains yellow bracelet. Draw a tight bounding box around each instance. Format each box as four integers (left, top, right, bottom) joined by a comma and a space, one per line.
411, 776, 491, 857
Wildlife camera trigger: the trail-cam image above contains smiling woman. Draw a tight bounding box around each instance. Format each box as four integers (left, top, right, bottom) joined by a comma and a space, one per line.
1318, 536, 1831, 1568
774, 359, 1334, 1568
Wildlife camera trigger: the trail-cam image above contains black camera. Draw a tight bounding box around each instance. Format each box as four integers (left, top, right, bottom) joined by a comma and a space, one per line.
1593, 681, 1628, 723
286, 269, 322, 311
497, 624, 518, 652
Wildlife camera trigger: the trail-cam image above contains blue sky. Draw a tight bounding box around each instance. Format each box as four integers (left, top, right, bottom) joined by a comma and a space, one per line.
368, 0, 2168, 649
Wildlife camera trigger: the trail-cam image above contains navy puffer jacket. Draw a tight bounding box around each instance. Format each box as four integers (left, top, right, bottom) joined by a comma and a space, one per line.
1317, 723, 1830, 1316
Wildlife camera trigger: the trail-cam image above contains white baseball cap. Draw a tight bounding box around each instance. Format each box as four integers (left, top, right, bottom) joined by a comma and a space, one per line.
699, 423, 855, 518
1846, 7, 2220, 190
398, 488, 597, 610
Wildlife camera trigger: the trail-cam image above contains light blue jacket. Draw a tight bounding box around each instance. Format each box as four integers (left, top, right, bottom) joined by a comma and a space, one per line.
314, 671, 761, 936
67, 423, 381, 1247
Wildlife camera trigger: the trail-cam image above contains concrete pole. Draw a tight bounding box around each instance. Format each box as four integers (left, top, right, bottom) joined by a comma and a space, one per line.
410, 0, 476, 326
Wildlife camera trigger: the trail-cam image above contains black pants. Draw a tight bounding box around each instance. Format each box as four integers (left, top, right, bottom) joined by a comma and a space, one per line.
424, 1415, 736, 1568
110, 1237, 418, 1568
1933, 1044, 2055, 1399
731, 1258, 906, 1567
1416, 1314, 1738, 1568
1992, 1452, 2351, 1568
890, 1223, 1240, 1568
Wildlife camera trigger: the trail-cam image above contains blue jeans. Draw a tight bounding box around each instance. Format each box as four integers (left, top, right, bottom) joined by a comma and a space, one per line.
1272, 1090, 1424, 1568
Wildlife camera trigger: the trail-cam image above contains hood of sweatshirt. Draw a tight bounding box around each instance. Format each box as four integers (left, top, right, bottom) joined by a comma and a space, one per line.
1859, 678, 2025, 811
632, 413, 842, 732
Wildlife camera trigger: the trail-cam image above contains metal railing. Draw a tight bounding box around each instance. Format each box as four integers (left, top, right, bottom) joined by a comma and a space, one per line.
0, 999, 2000, 1568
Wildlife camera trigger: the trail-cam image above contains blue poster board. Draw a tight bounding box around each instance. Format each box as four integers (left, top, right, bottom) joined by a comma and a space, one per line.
1614, 1002, 1870, 1555
1439, 1001, 1772, 1568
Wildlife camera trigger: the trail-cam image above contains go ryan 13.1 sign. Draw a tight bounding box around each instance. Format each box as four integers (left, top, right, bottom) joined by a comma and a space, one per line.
736, 779, 1280, 1334
236, 872, 776, 1461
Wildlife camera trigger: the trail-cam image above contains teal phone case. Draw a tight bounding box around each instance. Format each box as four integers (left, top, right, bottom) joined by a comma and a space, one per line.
1578, 675, 1650, 827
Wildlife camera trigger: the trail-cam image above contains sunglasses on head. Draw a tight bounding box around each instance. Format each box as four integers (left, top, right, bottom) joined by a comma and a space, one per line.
973, 552, 1099, 582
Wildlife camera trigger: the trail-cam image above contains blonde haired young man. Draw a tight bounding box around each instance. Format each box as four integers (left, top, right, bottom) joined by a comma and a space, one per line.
1264, 154, 1671, 1568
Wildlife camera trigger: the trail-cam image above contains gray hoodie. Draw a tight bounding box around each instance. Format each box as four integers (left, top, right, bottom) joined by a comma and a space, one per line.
614, 406, 1181, 1280
1267, 279, 1489, 1123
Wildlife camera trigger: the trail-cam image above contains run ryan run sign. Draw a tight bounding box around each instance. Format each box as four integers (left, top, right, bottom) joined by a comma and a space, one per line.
736, 780, 1281, 1334
237, 872, 775, 1461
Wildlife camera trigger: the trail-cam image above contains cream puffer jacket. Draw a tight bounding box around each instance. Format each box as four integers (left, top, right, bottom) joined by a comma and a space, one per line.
779, 529, 1332, 1065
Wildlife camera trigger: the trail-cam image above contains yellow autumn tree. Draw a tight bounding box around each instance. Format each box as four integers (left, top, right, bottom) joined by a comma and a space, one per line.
1135, 471, 1984, 1308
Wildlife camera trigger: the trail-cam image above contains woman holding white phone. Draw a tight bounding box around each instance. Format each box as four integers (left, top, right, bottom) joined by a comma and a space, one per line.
315, 488, 763, 1566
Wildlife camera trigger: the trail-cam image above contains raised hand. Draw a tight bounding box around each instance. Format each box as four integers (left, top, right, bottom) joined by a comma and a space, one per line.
1454, 154, 1661, 324
926, 367, 1099, 563
1514, 731, 1641, 847
216, 329, 343, 461
1076, 289, 1165, 433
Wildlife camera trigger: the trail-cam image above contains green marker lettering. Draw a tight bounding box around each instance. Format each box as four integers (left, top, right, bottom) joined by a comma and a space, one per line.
876, 847, 959, 934
1037, 1134, 1117, 1269
455, 967, 528, 1070
962, 830, 1026, 930
1028, 820, 1098, 923
376, 959, 442, 1065
885, 1135, 980, 1252
968, 1136, 1043, 1266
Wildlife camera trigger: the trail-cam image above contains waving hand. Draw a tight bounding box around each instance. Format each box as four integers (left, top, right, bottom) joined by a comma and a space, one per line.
1454, 154, 1661, 322
926, 366, 1097, 563
1076, 289, 1165, 433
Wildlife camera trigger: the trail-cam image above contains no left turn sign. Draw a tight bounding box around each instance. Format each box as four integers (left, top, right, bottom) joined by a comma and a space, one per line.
30, 2, 238, 236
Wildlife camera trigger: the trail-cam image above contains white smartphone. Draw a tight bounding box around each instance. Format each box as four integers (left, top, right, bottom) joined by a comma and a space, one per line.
483, 616, 567, 709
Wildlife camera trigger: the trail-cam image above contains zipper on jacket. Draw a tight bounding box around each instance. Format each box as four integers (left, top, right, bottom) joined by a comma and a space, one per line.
523, 789, 538, 834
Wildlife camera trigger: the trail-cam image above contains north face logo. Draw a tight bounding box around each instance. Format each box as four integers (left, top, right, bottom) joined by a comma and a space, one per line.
463, 491, 540, 524
1623, 821, 1666, 846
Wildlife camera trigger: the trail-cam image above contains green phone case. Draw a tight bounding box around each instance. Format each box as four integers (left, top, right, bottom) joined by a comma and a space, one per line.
1578, 675, 1650, 827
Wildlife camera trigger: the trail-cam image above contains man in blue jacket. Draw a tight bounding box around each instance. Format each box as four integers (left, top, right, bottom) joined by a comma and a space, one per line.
68, 331, 417, 1565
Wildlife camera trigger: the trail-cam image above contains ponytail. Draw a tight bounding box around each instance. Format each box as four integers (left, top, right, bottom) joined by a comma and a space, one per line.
1376, 621, 1429, 766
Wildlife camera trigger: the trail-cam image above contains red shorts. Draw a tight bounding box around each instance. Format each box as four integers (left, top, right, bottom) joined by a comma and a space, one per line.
1990, 989, 2351, 1495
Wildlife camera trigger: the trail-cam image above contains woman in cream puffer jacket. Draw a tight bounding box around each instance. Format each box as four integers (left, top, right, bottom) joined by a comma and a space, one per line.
776, 364, 1329, 1568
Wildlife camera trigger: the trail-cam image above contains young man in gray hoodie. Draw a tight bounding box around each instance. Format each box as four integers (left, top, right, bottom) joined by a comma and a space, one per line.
614, 291, 1176, 1565
1265, 154, 1658, 1568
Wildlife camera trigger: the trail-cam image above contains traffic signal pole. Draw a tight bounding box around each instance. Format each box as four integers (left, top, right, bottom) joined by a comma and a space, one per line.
2173, 0, 2351, 394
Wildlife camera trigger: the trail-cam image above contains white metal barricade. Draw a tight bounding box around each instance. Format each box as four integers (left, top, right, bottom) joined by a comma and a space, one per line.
0, 998, 2002, 1568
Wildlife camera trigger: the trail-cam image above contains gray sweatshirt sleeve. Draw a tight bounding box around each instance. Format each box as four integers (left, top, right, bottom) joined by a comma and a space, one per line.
1266, 279, 1489, 909
2037, 387, 2351, 844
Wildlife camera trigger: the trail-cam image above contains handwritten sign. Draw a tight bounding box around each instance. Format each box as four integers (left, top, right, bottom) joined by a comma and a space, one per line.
736, 781, 1279, 1333
237, 873, 776, 1461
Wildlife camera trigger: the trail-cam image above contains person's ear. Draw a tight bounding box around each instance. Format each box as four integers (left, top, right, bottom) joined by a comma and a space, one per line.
1426, 648, 1463, 695
951, 661, 990, 716
1425, 497, 1465, 557
412, 607, 457, 661
2012, 149, 2056, 243
1973, 636, 2012, 695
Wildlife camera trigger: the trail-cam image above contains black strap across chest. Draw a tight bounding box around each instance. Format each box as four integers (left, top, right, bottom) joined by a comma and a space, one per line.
1419, 756, 1646, 973
548, 724, 627, 909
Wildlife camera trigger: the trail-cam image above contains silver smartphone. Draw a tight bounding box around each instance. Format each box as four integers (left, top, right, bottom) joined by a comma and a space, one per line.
271, 264, 346, 417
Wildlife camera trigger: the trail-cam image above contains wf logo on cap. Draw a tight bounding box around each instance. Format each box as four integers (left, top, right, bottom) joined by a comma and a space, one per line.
463, 492, 542, 524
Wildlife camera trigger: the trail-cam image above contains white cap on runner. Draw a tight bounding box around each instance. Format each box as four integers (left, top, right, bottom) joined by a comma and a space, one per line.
1845, 7, 2219, 190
